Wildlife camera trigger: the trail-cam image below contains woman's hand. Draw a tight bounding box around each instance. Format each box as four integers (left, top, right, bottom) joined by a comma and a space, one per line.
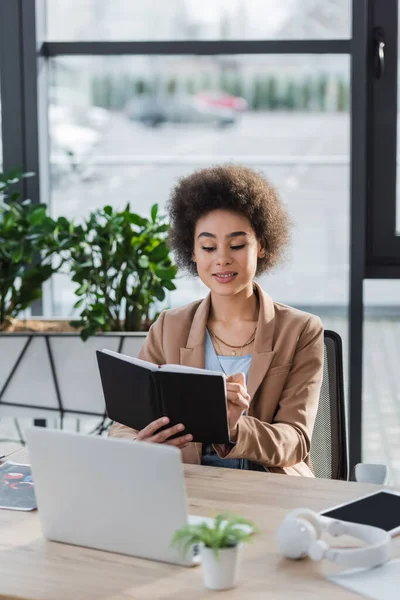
136, 417, 193, 449
226, 372, 250, 441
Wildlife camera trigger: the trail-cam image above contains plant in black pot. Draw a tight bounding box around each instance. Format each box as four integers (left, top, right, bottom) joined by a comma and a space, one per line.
66, 203, 177, 340
0, 170, 67, 331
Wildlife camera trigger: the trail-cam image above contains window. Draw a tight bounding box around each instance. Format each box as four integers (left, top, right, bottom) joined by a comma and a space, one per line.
363, 280, 400, 484
46, 0, 352, 42
47, 54, 350, 325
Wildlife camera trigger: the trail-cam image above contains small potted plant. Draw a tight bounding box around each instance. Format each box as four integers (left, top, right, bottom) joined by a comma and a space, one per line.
172, 513, 256, 591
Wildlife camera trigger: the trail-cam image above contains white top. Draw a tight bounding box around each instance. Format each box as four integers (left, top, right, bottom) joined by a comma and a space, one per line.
205, 330, 252, 383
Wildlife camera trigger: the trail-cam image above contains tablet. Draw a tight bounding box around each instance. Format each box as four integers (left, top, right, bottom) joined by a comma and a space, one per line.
320, 489, 400, 535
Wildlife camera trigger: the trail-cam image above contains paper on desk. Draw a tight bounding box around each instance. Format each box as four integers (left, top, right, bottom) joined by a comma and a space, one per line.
327, 559, 400, 600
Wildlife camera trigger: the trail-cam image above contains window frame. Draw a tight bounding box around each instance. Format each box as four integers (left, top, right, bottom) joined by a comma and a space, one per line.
365, 0, 400, 277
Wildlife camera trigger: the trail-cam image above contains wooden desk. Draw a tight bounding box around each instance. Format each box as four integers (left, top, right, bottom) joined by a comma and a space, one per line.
0, 445, 398, 600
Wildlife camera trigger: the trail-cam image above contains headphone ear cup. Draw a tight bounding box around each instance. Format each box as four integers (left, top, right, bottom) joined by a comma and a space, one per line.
277, 516, 318, 560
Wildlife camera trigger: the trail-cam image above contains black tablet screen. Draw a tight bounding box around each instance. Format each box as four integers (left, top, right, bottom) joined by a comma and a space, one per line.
321, 491, 400, 532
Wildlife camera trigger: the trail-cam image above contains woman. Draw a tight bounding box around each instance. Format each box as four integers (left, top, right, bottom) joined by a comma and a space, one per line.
110, 165, 324, 476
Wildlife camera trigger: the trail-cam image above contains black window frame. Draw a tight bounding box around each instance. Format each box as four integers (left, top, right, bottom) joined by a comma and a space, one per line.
365, 0, 400, 277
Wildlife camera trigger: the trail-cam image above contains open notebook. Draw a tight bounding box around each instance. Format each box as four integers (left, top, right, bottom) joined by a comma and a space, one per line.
96, 349, 230, 444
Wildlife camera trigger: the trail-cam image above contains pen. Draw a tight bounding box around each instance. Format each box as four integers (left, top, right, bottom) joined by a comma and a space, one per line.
0, 455, 5, 460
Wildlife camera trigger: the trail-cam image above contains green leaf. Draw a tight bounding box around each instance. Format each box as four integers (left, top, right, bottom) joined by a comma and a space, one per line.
162, 280, 176, 291
138, 255, 149, 268
80, 328, 91, 342
69, 320, 83, 329
148, 244, 169, 263
91, 302, 106, 311
73, 298, 85, 309
57, 216, 71, 230
75, 283, 89, 296
23, 264, 54, 282
127, 213, 148, 227
155, 223, 169, 233
154, 265, 177, 281
150, 204, 158, 223
104, 205, 113, 216
28, 207, 47, 226
93, 315, 106, 325
153, 286, 165, 301
10, 246, 24, 262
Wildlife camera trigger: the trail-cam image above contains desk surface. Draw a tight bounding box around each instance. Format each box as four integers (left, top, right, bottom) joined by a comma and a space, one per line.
0, 443, 398, 600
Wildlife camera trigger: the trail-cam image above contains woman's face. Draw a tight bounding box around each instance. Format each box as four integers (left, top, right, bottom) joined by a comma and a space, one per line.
192, 209, 265, 296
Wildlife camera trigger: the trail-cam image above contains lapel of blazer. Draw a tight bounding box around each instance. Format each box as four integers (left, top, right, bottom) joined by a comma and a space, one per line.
246, 282, 276, 400
179, 293, 211, 368
179, 283, 276, 400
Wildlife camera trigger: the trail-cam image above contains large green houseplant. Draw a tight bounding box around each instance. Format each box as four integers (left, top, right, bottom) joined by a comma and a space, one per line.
0, 170, 67, 331
0, 182, 177, 421
66, 203, 177, 340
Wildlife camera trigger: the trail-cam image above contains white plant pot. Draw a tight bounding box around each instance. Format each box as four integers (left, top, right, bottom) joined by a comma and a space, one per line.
201, 544, 241, 591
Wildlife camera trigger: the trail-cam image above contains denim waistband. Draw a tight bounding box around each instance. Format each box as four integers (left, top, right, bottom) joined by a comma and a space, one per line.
201, 443, 216, 456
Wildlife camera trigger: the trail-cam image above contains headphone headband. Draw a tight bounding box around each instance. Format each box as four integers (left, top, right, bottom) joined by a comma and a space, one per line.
322, 520, 390, 568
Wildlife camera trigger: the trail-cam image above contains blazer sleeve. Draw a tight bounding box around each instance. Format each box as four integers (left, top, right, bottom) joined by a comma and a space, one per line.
219, 315, 324, 468
108, 311, 167, 441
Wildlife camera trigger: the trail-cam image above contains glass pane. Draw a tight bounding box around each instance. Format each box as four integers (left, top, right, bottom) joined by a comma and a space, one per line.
363, 280, 400, 486
46, 0, 351, 41
47, 54, 350, 329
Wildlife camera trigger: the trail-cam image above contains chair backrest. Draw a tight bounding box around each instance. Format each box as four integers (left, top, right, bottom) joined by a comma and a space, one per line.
310, 330, 348, 480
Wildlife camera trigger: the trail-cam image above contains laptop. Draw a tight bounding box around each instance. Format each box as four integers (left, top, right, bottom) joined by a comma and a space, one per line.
25, 427, 219, 566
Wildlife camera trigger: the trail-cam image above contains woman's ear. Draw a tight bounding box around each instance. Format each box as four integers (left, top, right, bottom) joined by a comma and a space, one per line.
257, 242, 265, 259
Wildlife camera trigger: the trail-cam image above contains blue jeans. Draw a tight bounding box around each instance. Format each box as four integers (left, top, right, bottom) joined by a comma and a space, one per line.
201, 454, 245, 469
200, 445, 266, 471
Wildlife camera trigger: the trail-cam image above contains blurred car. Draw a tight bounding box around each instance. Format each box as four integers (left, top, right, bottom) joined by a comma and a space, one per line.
196, 91, 248, 112
126, 94, 236, 128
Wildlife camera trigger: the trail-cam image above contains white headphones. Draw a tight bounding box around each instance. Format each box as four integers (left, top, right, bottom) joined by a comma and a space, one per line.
277, 508, 391, 569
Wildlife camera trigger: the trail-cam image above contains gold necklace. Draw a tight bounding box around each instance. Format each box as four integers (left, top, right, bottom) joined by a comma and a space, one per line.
208, 325, 257, 356
211, 335, 228, 361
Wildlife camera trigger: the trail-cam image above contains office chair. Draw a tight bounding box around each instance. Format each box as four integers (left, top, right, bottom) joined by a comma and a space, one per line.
311, 330, 389, 484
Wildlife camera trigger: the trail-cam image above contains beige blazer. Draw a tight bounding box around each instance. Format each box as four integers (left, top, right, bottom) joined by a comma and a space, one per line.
109, 282, 324, 477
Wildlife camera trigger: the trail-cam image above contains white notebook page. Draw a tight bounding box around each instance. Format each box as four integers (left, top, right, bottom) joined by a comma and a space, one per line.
101, 349, 224, 378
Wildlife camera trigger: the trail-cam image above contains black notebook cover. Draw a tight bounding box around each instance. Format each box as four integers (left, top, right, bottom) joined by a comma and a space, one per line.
96, 350, 230, 444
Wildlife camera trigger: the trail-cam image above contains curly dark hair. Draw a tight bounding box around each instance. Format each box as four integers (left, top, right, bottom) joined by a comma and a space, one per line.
166, 164, 291, 277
